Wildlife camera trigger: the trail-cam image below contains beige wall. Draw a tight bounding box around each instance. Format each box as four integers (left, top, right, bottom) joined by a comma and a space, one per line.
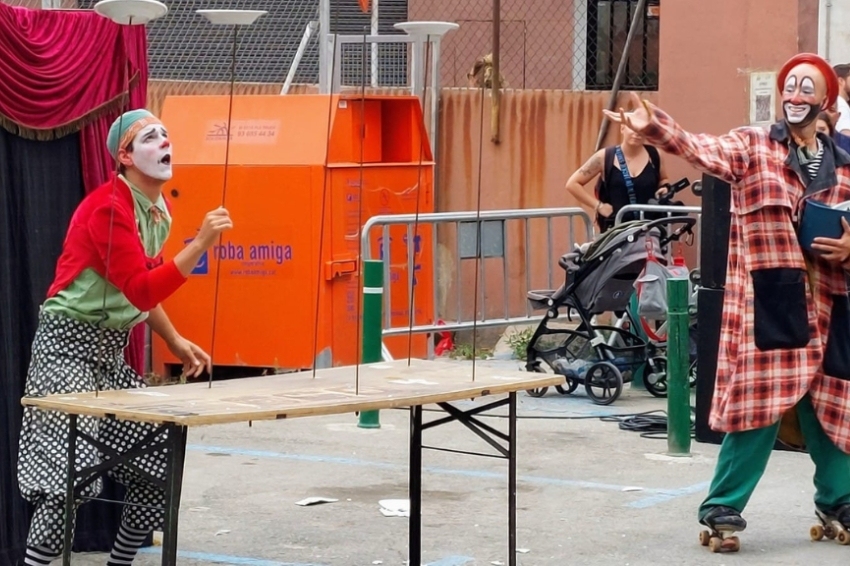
656, 0, 817, 189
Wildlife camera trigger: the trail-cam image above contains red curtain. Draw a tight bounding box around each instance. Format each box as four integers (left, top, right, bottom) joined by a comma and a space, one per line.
0, 3, 149, 373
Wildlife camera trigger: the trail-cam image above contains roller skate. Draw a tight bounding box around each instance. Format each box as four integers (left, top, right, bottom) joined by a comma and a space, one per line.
810, 503, 850, 545
698, 506, 746, 553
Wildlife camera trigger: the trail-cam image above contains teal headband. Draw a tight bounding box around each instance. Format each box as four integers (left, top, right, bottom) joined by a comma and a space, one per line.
106, 109, 160, 159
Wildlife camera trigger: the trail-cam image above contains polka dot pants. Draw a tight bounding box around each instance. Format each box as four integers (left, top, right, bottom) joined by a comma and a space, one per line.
17, 313, 170, 552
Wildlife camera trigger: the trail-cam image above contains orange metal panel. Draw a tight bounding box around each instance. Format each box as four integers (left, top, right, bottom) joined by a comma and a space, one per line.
153, 93, 434, 377
152, 164, 325, 374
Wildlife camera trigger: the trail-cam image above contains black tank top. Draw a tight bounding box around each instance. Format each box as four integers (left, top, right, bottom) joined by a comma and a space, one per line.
600, 145, 661, 214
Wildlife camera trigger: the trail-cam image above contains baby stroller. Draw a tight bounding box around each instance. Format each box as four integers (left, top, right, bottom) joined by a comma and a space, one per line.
524, 216, 697, 405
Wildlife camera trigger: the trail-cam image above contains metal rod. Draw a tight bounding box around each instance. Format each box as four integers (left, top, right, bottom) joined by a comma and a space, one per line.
381, 314, 560, 336
407, 223, 414, 330
524, 218, 531, 317
422, 445, 506, 459
595, 0, 649, 151
371, 0, 379, 87
479, 222, 487, 323
209, 23, 240, 389
360, 208, 593, 258
455, 222, 462, 324
508, 392, 517, 566
318, 0, 331, 93
62, 414, 78, 565
409, 405, 423, 565
282, 21, 317, 95
502, 222, 509, 320
547, 216, 553, 289
422, 397, 510, 429
614, 204, 701, 225
383, 224, 392, 329
431, 223, 439, 339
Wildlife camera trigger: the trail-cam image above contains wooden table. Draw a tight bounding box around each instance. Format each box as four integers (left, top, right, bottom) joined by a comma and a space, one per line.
22, 358, 561, 566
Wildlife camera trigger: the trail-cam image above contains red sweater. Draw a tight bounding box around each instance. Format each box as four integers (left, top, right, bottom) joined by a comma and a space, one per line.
46, 175, 187, 312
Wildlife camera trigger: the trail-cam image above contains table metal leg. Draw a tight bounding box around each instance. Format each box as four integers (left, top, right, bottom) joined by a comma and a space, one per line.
403, 394, 521, 564
62, 414, 78, 566
508, 392, 517, 566
409, 405, 423, 566
161, 425, 188, 566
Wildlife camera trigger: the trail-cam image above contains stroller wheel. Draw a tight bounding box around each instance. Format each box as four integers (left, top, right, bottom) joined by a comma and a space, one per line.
584, 362, 624, 405
555, 371, 580, 395
525, 386, 549, 397
644, 356, 668, 398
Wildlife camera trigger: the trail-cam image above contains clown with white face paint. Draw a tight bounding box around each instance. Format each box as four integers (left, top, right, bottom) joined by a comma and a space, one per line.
603, 53, 850, 553
782, 74, 821, 126
15, 109, 235, 566
127, 122, 173, 181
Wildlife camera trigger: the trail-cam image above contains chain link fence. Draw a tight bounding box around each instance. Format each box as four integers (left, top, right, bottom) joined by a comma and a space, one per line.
3, 0, 659, 97
424, 0, 659, 90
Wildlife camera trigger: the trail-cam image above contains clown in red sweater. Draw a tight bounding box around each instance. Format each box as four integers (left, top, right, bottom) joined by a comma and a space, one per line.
17, 109, 232, 566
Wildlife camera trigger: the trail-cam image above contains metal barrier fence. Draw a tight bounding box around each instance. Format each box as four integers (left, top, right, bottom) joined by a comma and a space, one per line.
360, 207, 593, 346
614, 203, 702, 263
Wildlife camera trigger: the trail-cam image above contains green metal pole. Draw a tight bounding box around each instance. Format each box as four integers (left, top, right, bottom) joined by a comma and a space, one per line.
358, 259, 383, 429
667, 276, 691, 455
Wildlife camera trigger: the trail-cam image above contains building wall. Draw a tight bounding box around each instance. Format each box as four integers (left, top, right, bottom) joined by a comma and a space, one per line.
656, 0, 816, 206
820, 0, 850, 63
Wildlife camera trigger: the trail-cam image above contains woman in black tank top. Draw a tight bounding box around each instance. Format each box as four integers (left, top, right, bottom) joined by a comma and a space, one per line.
566, 120, 670, 232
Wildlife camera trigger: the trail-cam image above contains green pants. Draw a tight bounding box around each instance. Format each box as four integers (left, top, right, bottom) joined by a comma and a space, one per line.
699, 394, 850, 521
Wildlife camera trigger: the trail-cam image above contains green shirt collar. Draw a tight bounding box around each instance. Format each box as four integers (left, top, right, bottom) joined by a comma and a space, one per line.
119, 174, 167, 215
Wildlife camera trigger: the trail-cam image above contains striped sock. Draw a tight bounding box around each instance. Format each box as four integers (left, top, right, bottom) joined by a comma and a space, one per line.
24, 545, 58, 565
106, 523, 149, 566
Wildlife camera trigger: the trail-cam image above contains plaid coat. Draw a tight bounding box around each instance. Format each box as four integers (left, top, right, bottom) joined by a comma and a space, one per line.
643, 105, 850, 453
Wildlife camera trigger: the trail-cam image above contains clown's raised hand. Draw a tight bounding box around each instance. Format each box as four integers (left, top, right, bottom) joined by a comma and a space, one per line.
603, 92, 653, 133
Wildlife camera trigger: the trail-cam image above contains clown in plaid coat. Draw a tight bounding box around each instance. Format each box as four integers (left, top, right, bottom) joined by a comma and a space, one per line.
606, 53, 850, 547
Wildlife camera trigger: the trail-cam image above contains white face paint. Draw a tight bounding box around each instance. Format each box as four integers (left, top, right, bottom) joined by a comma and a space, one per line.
130, 124, 172, 181
782, 74, 820, 126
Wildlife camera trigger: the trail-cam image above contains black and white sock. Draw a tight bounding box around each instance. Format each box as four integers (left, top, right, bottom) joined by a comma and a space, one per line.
106, 523, 149, 566
23, 545, 59, 566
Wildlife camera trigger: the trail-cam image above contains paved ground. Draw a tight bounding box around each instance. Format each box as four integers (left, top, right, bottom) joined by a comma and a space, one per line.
68, 359, 849, 566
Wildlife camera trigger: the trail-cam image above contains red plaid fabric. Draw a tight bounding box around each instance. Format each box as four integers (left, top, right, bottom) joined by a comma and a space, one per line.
642, 103, 850, 453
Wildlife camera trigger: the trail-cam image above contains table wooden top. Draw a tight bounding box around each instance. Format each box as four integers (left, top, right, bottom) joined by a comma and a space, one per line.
21, 359, 562, 426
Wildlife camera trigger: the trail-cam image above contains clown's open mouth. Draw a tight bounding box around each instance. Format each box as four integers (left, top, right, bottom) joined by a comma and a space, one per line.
159, 154, 172, 165
784, 103, 815, 123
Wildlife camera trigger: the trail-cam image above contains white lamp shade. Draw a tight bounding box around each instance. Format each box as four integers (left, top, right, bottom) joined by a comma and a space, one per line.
394, 21, 460, 38
196, 9, 267, 26
93, 0, 168, 25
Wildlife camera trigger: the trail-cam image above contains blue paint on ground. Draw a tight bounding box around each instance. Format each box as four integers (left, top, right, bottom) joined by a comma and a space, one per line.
427, 555, 475, 566
138, 548, 475, 566
187, 444, 708, 506
628, 480, 711, 509
138, 547, 325, 565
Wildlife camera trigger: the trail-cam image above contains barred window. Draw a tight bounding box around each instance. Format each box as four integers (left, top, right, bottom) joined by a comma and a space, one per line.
586, 0, 660, 91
